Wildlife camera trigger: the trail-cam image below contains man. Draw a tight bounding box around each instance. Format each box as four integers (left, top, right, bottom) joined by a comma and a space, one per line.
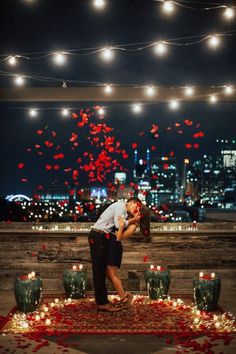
88, 197, 142, 312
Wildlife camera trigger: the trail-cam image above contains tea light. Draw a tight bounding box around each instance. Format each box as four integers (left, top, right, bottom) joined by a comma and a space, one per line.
211, 272, 216, 279
21, 321, 29, 329
213, 315, 219, 321
173, 301, 177, 307
55, 298, 59, 304
196, 310, 201, 316
215, 322, 221, 329
156, 265, 161, 271
35, 315, 40, 321
194, 317, 200, 325
79, 264, 83, 271
27, 273, 33, 280
43, 306, 49, 312
31, 271, 36, 278
199, 272, 204, 278
72, 265, 77, 271
45, 319, 51, 326
150, 264, 154, 270
67, 298, 72, 303
40, 312, 45, 318
50, 302, 55, 308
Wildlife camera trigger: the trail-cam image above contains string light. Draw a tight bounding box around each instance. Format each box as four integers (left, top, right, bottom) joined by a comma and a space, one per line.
53, 52, 67, 66
100, 47, 114, 61
207, 35, 221, 48
104, 84, 113, 94
209, 95, 218, 104
162, 1, 175, 14
169, 100, 180, 110
184, 86, 194, 96
132, 103, 143, 114
224, 85, 234, 95
145, 86, 156, 97
14, 75, 25, 86
61, 108, 70, 117
223, 7, 235, 20
93, 0, 106, 9
7, 56, 17, 66
29, 108, 38, 117
153, 42, 168, 56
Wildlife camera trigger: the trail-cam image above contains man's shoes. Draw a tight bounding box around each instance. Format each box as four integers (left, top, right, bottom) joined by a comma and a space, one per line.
97, 303, 123, 312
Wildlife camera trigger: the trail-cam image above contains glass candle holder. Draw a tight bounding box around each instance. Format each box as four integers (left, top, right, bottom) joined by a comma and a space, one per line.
14, 276, 43, 313
144, 267, 170, 300
63, 269, 87, 299
193, 275, 221, 311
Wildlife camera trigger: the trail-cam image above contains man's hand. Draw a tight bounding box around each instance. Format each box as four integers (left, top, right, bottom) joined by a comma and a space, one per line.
128, 211, 141, 225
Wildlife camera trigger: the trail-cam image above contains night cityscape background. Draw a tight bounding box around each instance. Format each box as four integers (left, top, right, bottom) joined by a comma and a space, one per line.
0, 0, 236, 222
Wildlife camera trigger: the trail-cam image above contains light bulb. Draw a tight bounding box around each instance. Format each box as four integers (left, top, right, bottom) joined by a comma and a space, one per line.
223, 7, 235, 20
132, 104, 142, 114
162, 1, 175, 14
154, 42, 168, 56
208, 35, 221, 48
169, 100, 180, 110
145, 86, 156, 97
104, 84, 113, 94
29, 109, 38, 117
100, 47, 114, 61
93, 0, 106, 9
14, 75, 25, 86
224, 85, 234, 95
7, 56, 17, 66
53, 52, 67, 65
184, 87, 194, 96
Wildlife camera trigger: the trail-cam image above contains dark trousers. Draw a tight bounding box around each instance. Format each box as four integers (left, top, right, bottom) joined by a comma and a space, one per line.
88, 230, 109, 305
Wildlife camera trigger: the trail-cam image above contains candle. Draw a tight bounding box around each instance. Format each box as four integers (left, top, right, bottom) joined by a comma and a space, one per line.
27, 273, 32, 280
40, 312, 45, 318
150, 264, 154, 270
55, 298, 59, 304
31, 271, 36, 278
43, 306, 49, 312
211, 272, 216, 279
50, 302, 55, 308
196, 310, 201, 316
215, 322, 221, 329
194, 317, 200, 325
35, 315, 40, 321
199, 272, 204, 278
67, 298, 72, 303
79, 264, 83, 271
156, 265, 161, 271
45, 319, 51, 326
21, 322, 29, 329
72, 265, 77, 271
173, 301, 177, 307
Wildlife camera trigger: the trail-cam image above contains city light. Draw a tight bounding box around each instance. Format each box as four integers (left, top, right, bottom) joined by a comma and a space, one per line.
98, 108, 105, 116
209, 95, 218, 104
224, 85, 234, 95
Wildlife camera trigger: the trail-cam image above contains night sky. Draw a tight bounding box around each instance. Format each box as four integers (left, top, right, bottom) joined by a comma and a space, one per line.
0, 0, 236, 197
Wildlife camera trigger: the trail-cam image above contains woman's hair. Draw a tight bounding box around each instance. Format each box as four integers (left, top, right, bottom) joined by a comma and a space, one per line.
139, 206, 150, 237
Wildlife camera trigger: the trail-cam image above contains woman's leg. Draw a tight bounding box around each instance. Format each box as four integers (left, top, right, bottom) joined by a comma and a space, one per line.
106, 265, 125, 298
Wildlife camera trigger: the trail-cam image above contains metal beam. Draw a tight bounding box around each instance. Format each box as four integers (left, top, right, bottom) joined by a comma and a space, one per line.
0, 87, 235, 102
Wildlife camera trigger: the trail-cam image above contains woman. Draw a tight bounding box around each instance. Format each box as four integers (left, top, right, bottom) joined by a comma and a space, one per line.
106, 206, 150, 303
